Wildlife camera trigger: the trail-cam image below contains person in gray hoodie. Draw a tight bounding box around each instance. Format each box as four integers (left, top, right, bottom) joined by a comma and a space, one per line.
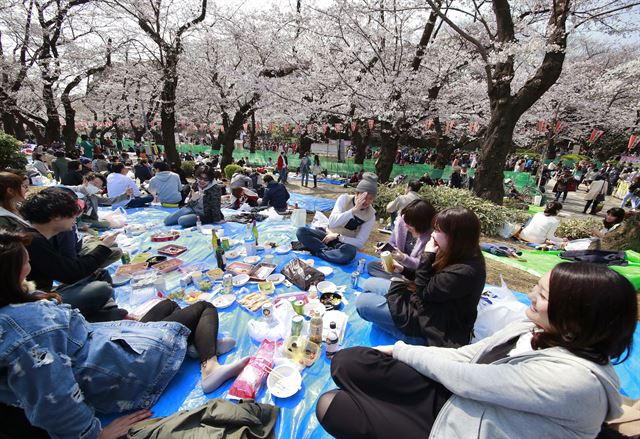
148, 161, 182, 204
317, 262, 637, 439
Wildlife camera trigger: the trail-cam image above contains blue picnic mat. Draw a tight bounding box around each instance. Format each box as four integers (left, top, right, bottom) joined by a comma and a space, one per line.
99, 206, 640, 438
287, 193, 336, 212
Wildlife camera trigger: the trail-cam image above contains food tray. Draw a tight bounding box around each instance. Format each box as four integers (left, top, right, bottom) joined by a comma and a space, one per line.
249, 263, 277, 281
157, 244, 187, 256
151, 258, 183, 273
115, 262, 149, 276
237, 292, 271, 312
226, 261, 254, 276
151, 231, 181, 242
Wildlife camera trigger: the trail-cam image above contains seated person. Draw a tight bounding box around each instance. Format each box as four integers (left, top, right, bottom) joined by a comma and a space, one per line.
517, 201, 564, 245
296, 173, 377, 265
592, 207, 625, 238
0, 171, 30, 231
0, 230, 248, 438
147, 161, 182, 205
164, 166, 224, 228
228, 179, 259, 209
368, 199, 436, 280
61, 160, 84, 186
106, 163, 153, 208
386, 180, 422, 228
230, 171, 253, 189
358, 207, 486, 345
65, 172, 132, 229
19, 188, 124, 322
317, 262, 637, 439
260, 174, 290, 212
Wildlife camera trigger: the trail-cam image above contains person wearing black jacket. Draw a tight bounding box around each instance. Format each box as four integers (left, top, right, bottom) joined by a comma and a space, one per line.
61, 160, 84, 186
19, 187, 125, 322
260, 175, 290, 212
357, 207, 486, 347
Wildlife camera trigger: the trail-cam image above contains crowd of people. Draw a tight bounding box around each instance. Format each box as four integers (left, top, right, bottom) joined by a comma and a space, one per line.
0, 136, 638, 439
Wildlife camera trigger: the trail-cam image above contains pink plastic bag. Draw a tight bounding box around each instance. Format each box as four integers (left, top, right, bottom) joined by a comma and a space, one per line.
228, 340, 276, 400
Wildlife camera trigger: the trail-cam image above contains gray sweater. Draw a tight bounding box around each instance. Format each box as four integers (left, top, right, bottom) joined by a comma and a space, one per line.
393, 319, 623, 439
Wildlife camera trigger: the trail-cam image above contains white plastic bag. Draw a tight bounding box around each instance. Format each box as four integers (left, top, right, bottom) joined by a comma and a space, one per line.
247, 319, 286, 342
498, 222, 520, 239
290, 208, 307, 227
472, 276, 528, 342
564, 238, 594, 251
99, 207, 128, 228
311, 211, 329, 229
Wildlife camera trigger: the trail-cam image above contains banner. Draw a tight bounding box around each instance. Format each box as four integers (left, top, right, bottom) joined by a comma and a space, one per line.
628, 134, 639, 151
552, 121, 562, 135
351, 121, 357, 132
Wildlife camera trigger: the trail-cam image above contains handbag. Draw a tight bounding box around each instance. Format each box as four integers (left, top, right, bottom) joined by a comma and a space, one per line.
281, 257, 325, 290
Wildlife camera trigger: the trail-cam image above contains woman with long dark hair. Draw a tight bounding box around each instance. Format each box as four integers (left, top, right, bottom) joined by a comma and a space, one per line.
0, 231, 246, 439
319, 262, 637, 439
0, 171, 30, 231
357, 206, 486, 346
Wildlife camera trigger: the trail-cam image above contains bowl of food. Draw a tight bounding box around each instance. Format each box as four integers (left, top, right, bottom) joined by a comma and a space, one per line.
267, 363, 303, 398
266, 273, 285, 285
111, 274, 132, 287
258, 281, 275, 295
243, 255, 261, 264
146, 255, 168, 266
205, 268, 224, 281
317, 281, 337, 294
232, 273, 250, 287
319, 292, 342, 310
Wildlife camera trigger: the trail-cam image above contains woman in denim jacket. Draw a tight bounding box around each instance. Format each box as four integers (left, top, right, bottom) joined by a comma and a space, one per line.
0, 231, 247, 439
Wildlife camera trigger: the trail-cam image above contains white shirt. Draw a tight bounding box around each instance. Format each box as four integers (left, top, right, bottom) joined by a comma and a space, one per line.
328, 194, 375, 249
107, 172, 140, 197
519, 212, 562, 244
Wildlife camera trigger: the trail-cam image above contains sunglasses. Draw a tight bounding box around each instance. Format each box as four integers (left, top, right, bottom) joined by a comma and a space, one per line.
196, 176, 210, 182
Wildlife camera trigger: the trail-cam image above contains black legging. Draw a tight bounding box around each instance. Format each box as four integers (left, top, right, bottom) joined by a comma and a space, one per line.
313, 175, 317, 187
583, 199, 599, 214
140, 300, 218, 363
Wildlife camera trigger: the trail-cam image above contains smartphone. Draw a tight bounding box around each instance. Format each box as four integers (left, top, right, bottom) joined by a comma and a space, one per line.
378, 242, 396, 253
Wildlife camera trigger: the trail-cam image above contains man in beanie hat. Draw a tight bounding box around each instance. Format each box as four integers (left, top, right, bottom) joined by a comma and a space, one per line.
296, 172, 378, 265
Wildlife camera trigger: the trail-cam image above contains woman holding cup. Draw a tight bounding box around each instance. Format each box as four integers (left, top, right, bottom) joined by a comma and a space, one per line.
357, 207, 486, 346
367, 199, 437, 280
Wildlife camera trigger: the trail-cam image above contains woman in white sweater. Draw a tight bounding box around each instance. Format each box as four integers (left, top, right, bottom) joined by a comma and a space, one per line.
518, 201, 564, 244
316, 262, 637, 439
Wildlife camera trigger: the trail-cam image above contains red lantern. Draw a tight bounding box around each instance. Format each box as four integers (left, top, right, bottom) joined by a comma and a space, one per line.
367, 119, 375, 130
335, 123, 342, 133
351, 121, 357, 132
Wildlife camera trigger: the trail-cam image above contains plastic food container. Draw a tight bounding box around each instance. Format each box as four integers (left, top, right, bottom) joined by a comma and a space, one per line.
282, 336, 321, 367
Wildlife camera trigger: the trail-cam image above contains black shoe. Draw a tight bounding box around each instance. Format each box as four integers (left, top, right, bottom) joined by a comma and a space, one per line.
291, 241, 309, 251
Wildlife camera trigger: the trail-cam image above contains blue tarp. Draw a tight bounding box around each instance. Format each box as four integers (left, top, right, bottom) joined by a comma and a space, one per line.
287, 193, 336, 212
99, 206, 640, 438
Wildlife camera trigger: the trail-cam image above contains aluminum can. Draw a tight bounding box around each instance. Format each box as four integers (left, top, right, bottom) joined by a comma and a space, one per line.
120, 251, 131, 265
222, 273, 233, 294
262, 302, 274, 323
179, 273, 193, 287
221, 237, 230, 251
351, 271, 360, 288
291, 315, 304, 336
357, 258, 366, 273
292, 299, 305, 315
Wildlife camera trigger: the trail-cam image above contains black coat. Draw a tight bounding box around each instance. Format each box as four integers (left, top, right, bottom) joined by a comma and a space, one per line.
386, 252, 486, 347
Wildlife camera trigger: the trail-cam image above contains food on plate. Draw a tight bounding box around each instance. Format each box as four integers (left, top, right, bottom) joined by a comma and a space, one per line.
150, 231, 181, 242
184, 291, 202, 304
238, 293, 270, 312
168, 288, 186, 301
198, 280, 213, 291
206, 268, 224, 280
258, 281, 275, 295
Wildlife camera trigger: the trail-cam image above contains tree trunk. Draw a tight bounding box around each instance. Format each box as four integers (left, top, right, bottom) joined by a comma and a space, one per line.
375, 122, 398, 183
547, 136, 557, 160
354, 127, 370, 165
432, 118, 453, 169
298, 134, 313, 157
42, 82, 61, 144
472, 108, 517, 204
15, 112, 45, 145
249, 111, 256, 153
160, 58, 180, 167
62, 101, 77, 154
2, 112, 17, 137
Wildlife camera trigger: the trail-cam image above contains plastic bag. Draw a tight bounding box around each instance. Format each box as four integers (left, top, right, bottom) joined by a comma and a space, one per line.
290, 208, 307, 227
228, 340, 276, 400
310, 211, 329, 230
498, 222, 520, 239
100, 207, 128, 228
247, 319, 286, 342
281, 258, 325, 291
564, 238, 594, 251
472, 277, 528, 342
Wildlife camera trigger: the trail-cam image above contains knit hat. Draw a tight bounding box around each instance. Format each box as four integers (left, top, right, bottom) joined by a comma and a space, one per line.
356, 172, 378, 196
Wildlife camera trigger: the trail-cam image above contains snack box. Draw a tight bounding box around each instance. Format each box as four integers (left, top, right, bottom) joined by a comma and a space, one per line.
115, 262, 149, 276
151, 258, 183, 273
226, 261, 254, 276
157, 244, 187, 256
150, 231, 181, 242
249, 263, 277, 281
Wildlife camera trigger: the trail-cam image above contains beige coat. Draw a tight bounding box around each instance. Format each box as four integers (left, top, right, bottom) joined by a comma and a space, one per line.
584, 179, 608, 201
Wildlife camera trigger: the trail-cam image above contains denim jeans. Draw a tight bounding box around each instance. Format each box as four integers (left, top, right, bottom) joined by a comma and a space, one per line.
56, 275, 115, 321
126, 195, 154, 208
278, 167, 288, 184
296, 227, 357, 265
366, 260, 396, 280
620, 192, 640, 209
301, 171, 310, 186
356, 277, 427, 345
164, 206, 198, 228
